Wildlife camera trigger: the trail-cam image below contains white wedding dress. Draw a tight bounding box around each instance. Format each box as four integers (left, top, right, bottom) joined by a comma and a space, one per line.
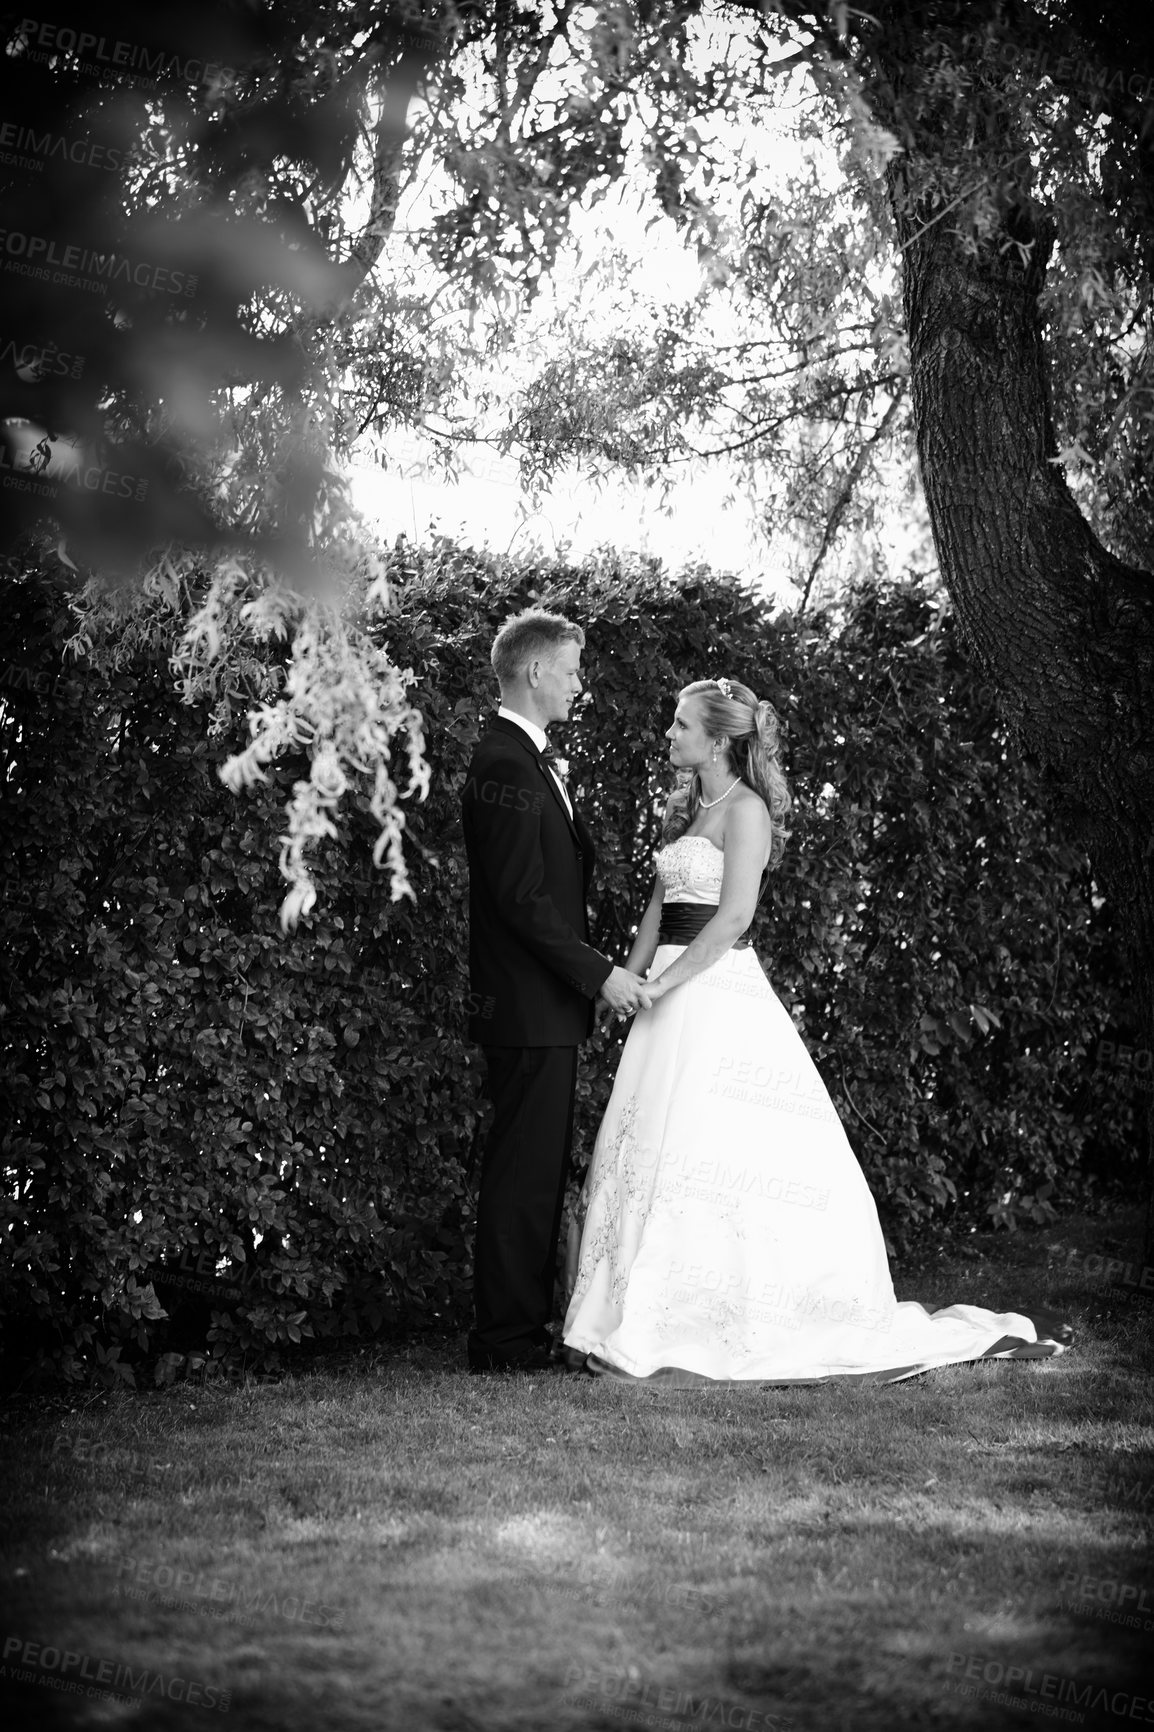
562, 835, 1058, 1384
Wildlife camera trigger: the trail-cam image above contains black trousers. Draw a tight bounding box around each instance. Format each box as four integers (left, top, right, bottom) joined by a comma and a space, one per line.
469, 1044, 579, 1362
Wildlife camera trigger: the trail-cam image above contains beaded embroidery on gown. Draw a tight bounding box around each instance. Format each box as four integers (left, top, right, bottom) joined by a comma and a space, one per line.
562, 835, 1057, 1385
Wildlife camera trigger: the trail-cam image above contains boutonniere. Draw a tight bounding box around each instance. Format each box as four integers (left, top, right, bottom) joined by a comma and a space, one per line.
552, 757, 570, 781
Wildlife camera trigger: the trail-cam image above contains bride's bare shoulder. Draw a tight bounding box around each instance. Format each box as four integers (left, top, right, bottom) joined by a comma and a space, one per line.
732, 786, 771, 821
724, 790, 772, 843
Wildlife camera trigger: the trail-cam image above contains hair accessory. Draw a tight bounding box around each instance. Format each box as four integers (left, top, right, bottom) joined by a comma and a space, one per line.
716, 677, 733, 700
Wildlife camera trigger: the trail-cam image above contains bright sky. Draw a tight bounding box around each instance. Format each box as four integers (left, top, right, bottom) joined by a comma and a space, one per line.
353, 448, 784, 587
344, 17, 817, 605
346, 17, 921, 608
349, 207, 802, 603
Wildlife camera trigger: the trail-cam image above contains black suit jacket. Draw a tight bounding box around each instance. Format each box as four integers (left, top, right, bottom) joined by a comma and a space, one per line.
462, 715, 613, 1046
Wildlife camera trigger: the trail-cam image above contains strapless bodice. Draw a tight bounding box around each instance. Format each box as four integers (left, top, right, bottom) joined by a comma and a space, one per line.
654, 834, 725, 904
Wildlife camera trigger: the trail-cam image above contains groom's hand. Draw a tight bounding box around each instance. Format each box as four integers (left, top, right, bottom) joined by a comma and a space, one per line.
599, 966, 649, 1017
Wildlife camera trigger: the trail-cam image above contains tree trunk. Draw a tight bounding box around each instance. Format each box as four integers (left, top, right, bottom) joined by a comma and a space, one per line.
876, 81, 1154, 1254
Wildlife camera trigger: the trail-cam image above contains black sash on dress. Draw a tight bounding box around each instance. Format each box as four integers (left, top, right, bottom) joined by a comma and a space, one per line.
657, 903, 750, 949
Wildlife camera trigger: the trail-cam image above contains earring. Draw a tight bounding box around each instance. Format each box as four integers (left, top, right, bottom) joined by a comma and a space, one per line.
711, 745, 717, 763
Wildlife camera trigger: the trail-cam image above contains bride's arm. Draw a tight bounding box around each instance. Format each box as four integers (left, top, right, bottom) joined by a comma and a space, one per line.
645, 803, 770, 1001
624, 878, 665, 977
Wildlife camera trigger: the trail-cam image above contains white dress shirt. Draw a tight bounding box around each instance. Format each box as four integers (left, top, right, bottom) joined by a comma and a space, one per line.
497, 704, 573, 818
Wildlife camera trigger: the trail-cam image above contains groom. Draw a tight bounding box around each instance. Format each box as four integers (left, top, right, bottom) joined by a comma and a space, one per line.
462, 609, 647, 1373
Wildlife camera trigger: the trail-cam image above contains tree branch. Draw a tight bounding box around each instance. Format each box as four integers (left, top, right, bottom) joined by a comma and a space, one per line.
800, 381, 907, 610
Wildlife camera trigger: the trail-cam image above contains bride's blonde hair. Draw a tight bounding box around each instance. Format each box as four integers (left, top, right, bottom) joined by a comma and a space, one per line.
661, 677, 793, 871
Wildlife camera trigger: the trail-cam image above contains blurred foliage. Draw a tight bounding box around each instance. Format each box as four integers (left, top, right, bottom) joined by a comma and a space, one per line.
0, 0, 438, 574
0, 0, 444, 916
0, 542, 1139, 1387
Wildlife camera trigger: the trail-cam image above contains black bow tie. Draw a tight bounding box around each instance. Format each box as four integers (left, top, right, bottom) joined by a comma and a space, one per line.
540, 744, 562, 771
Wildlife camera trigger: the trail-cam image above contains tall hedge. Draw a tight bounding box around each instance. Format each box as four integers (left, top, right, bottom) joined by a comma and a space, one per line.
0, 545, 1139, 1386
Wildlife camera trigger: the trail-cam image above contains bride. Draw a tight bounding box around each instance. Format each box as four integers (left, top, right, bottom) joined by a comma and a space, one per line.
562, 676, 1072, 1384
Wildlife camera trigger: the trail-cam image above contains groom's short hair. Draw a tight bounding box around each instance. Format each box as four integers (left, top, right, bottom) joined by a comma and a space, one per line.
491, 609, 584, 687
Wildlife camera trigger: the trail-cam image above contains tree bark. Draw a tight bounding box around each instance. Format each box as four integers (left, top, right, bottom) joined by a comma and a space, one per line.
865, 24, 1154, 1252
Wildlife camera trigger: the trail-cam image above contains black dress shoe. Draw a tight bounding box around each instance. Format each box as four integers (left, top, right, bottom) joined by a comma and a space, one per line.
468, 1344, 560, 1375
1025, 1307, 1075, 1347
555, 1343, 592, 1373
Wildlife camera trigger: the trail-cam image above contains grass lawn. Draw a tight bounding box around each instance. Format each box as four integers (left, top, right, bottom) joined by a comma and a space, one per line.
2, 1206, 1152, 1732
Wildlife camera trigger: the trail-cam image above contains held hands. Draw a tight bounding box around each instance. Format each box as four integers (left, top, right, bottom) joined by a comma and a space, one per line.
598, 966, 653, 1021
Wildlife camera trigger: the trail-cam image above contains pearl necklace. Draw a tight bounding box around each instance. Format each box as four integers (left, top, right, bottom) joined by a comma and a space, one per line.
699, 776, 741, 809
